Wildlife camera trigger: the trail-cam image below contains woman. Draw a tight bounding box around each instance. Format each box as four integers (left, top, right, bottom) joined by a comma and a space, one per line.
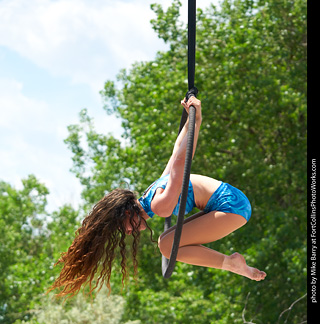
49, 96, 266, 299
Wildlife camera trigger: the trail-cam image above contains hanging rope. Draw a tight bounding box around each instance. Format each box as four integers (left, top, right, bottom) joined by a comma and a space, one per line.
162, 0, 198, 279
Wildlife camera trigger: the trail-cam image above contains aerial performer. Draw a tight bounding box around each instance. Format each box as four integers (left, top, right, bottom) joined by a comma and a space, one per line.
48, 96, 266, 299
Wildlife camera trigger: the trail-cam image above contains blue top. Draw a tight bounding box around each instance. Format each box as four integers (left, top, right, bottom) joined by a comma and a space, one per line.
138, 174, 196, 218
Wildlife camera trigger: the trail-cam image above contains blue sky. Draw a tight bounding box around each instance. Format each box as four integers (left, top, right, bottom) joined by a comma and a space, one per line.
0, 0, 217, 211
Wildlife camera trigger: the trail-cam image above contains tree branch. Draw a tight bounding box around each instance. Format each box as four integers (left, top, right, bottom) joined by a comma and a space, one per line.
242, 292, 307, 324
242, 293, 258, 324
277, 293, 307, 324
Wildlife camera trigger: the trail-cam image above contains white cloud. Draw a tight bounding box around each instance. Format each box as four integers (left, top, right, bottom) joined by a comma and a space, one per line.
0, 0, 171, 93
0, 78, 50, 132
0, 0, 217, 93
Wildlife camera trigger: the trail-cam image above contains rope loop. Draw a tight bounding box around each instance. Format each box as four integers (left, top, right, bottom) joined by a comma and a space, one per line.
185, 87, 198, 101
161, 0, 197, 279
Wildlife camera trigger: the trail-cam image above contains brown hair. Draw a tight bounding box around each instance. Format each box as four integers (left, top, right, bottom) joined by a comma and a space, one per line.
48, 189, 154, 299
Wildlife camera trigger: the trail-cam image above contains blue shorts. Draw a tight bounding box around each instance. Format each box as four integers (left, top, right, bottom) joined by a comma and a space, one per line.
203, 182, 252, 221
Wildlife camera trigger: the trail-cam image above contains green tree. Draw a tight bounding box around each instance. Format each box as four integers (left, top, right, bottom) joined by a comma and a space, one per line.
13, 287, 140, 324
65, 0, 307, 322
0, 176, 80, 324
0, 176, 49, 323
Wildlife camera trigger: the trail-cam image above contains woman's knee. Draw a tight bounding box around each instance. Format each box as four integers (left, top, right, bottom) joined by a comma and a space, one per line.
158, 233, 173, 259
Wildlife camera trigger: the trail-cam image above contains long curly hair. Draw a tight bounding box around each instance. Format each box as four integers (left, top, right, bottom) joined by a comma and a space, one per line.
48, 189, 154, 299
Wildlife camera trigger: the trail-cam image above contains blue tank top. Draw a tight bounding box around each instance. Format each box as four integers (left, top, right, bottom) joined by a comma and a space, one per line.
138, 174, 196, 218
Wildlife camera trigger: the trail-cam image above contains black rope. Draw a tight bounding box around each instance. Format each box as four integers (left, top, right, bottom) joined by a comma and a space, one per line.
162, 0, 197, 279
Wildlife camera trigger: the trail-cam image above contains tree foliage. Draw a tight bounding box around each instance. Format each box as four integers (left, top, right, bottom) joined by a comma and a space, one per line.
13, 287, 140, 324
0, 177, 80, 324
0, 176, 49, 323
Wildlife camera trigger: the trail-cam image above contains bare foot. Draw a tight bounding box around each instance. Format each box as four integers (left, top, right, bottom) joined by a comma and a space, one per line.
222, 252, 267, 281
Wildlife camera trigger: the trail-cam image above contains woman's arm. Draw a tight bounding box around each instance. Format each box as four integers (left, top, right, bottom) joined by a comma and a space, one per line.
153, 97, 202, 217
160, 97, 201, 177
160, 116, 190, 177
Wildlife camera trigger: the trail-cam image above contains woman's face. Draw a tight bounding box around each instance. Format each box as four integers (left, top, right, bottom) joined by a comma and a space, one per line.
123, 212, 146, 235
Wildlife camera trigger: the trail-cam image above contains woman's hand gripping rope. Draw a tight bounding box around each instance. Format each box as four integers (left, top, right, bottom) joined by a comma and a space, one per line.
181, 96, 202, 122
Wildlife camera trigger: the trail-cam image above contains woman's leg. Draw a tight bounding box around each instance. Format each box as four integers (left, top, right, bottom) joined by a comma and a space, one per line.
158, 211, 266, 281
